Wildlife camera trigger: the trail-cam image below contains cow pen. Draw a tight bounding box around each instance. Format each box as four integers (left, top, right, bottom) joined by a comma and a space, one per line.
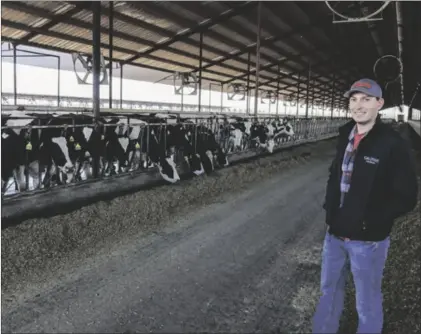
1, 111, 347, 224
1, 1, 421, 333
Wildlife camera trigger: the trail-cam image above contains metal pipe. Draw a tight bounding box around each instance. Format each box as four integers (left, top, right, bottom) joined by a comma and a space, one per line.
92, 1, 101, 120
209, 83, 212, 111
311, 78, 315, 117
254, 1, 262, 117
57, 56, 61, 107
331, 72, 336, 119
276, 64, 280, 115
120, 62, 123, 108
13, 43, 17, 105
109, 1, 114, 109
305, 62, 311, 118
220, 84, 224, 112
198, 32, 203, 112
395, 1, 405, 110
92, 1, 101, 179
360, 4, 384, 57
246, 52, 251, 114
296, 72, 301, 116
181, 87, 184, 112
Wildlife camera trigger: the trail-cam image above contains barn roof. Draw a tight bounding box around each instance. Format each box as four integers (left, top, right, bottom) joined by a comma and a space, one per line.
2, 1, 421, 111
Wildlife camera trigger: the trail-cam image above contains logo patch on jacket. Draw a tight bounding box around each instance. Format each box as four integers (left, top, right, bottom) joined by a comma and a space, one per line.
364, 156, 380, 165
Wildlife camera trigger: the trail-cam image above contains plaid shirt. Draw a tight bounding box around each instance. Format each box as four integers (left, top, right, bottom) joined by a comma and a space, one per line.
340, 126, 365, 207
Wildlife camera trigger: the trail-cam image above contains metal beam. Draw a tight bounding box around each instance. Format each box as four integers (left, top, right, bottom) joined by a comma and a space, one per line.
331, 72, 336, 119
2, 2, 241, 79
120, 63, 123, 109
305, 63, 311, 118
122, 1, 256, 65
19, 6, 84, 43
192, 14, 330, 74
1, 23, 224, 84
226, 26, 369, 89
108, 1, 113, 109
13, 43, 17, 105
247, 25, 370, 93
2, 35, 224, 84
254, 1, 262, 117
92, 1, 101, 179
70, 1, 275, 78
2, 0, 359, 91
296, 73, 301, 117
198, 32, 203, 113
396, 1, 405, 109
276, 64, 281, 116
1, 2, 355, 95
57, 57, 61, 107
246, 52, 251, 114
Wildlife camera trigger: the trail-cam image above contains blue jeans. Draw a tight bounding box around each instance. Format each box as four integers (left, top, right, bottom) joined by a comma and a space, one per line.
312, 231, 390, 334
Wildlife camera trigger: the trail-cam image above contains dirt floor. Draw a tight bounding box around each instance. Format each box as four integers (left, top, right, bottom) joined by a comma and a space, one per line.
1, 128, 420, 333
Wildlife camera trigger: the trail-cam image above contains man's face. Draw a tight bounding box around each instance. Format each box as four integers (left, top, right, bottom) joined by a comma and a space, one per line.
349, 92, 384, 125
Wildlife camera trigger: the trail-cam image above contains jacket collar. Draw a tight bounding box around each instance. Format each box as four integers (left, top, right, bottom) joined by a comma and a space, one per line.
339, 115, 384, 137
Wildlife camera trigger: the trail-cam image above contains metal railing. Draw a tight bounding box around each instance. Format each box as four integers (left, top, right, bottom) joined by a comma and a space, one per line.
1, 114, 348, 198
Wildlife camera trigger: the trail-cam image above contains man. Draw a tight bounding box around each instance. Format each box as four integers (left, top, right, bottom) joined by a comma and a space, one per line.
312, 78, 418, 334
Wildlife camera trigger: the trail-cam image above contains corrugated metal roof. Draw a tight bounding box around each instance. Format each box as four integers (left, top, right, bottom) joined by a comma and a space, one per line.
1, 1, 421, 110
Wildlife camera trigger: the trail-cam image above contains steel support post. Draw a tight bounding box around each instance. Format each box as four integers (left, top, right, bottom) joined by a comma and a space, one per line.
92, 1, 101, 179
296, 72, 301, 116
92, 1, 101, 120
209, 83, 212, 111
311, 78, 315, 117
120, 62, 123, 108
181, 88, 184, 112
396, 1, 405, 112
246, 52, 251, 114
57, 57, 61, 107
254, 1, 262, 117
305, 62, 311, 118
276, 64, 280, 115
13, 43, 17, 105
109, 1, 114, 109
198, 32, 203, 112
220, 84, 224, 112
331, 72, 336, 119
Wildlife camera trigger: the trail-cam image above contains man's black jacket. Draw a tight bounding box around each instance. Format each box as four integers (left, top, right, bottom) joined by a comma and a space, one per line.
323, 118, 418, 241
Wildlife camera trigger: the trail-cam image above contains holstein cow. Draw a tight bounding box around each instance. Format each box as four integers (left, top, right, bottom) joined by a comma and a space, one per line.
224, 117, 274, 153
164, 119, 205, 176
225, 116, 253, 153
271, 118, 295, 144
1, 111, 40, 193
1, 111, 76, 194
99, 112, 181, 184
179, 117, 229, 174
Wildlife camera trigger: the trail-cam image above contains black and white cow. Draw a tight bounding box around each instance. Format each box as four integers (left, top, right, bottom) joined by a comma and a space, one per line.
271, 118, 295, 143
98, 113, 181, 183
179, 117, 229, 174
1, 111, 76, 194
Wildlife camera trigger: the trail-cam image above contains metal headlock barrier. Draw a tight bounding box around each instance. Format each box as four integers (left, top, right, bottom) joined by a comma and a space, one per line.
1, 110, 361, 223
1, 112, 348, 200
